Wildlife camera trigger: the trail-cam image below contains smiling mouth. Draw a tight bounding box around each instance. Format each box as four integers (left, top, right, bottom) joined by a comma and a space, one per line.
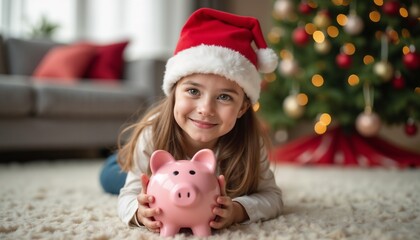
190, 118, 217, 129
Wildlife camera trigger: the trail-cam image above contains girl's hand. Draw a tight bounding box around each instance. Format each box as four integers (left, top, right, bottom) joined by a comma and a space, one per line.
136, 174, 162, 233
210, 175, 249, 229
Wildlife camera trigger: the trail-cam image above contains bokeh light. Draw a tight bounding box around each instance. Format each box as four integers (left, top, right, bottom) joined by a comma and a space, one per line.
402, 29, 411, 38
311, 74, 324, 87
363, 55, 374, 64
348, 74, 360, 86
373, 0, 383, 6
319, 113, 332, 125
253, 102, 260, 112
279, 49, 292, 59
305, 23, 316, 34
327, 26, 339, 38
402, 46, 410, 55
400, 7, 408, 17
297, 93, 309, 106
369, 11, 381, 22
313, 30, 325, 43
264, 72, 277, 83
343, 43, 356, 55
314, 122, 327, 134
336, 14, 347, 26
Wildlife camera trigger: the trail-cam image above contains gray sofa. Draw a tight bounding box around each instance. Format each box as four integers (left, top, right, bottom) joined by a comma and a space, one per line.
0, 36, 166, 156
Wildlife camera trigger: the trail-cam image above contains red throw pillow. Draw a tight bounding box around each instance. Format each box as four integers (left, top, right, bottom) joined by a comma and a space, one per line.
86, 40, 129, 81
33, 43, 96, 81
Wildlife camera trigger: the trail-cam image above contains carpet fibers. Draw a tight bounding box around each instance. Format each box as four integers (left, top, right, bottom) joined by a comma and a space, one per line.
1, 160, 419, 239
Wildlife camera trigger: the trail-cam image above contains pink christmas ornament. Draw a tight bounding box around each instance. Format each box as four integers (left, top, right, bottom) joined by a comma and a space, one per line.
356, 111, 382, 137
344, 14, 364, 35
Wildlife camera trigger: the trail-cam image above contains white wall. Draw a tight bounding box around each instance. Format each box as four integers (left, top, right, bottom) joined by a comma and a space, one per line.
24, 0, 77, 41
0, 0, 194, 59
82, 0, 193, 59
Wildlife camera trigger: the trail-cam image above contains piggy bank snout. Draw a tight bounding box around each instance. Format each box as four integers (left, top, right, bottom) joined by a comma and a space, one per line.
171, 183, 197, 207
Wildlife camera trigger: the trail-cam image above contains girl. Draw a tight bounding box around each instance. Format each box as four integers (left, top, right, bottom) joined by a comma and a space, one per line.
106, 8, 283, 232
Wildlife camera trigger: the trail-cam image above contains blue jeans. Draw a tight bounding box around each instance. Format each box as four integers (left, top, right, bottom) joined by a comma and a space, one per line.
99, 153, 127, 195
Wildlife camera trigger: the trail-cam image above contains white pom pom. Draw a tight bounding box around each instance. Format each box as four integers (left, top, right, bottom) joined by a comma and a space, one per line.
257, 48, 278, 73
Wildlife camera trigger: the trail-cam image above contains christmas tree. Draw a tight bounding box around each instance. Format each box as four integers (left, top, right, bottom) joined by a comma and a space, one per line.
259, 0, 420, 167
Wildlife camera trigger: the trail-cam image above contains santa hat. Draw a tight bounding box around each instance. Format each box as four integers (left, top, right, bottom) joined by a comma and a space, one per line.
162, 8, 278, 104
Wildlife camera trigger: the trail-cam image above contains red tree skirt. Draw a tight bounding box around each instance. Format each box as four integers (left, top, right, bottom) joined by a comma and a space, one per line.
270, 126, 420, 168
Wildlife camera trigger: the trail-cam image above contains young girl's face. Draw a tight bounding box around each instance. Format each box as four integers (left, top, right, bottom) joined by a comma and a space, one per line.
174, 74, 249, 149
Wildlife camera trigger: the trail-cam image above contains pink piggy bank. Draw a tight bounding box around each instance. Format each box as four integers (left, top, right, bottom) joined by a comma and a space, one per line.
146, 149, 220, 237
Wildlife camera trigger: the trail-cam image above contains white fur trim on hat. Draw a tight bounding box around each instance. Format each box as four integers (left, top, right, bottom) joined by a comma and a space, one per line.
257, 48, 279, 73
163, 44, 261, 103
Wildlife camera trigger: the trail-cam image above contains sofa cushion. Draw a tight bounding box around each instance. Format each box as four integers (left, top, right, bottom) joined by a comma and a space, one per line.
33, 81, 146, 118
5, 38, 62, 76
0, 76, 33, 116
86, 40, 129, 81
33, 43, 97, 81
0, 35, 7, 74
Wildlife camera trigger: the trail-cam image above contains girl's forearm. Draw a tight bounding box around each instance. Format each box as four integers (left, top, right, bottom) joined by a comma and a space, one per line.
233, 201, 249, 224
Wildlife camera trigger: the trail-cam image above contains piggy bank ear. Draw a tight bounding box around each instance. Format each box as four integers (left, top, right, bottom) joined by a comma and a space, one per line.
150, 150, 176, 174
191, 149, 216, 173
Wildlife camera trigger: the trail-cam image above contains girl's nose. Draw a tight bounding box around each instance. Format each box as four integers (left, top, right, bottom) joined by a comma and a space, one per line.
197, 98, 214, 116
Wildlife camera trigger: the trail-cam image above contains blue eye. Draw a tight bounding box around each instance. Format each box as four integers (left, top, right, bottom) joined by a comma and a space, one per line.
187, 89, 199, 96
218, 94, 232, 101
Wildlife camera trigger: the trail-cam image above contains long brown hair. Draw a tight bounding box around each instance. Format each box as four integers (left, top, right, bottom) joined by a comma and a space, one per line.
117, 88, 271, 198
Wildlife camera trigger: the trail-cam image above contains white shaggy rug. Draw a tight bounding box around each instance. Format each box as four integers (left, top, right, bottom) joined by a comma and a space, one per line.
1, 160, 419, 240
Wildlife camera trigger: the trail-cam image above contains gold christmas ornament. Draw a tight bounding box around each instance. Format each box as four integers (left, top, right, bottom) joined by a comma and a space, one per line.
283, 95, 304, 118
344, 14, 364, 35
314, 11, 331, 29
279, 59, 299, 76
314, 40, 331, 54
274, 0, 295, 20
409, 4, 420, 18
373, 61, 393, 81
274, 129, 289, 143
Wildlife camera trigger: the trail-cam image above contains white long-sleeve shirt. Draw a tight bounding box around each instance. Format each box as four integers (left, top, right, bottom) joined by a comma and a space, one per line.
117, 127, 283, 226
